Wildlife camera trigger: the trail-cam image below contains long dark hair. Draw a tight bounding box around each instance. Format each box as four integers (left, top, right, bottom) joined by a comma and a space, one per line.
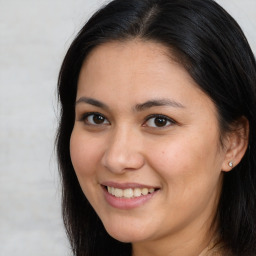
56, 0, 256, 255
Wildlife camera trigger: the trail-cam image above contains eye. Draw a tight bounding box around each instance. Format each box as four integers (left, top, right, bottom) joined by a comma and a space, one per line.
81, 112, 110, 126
144, 114, 175, 128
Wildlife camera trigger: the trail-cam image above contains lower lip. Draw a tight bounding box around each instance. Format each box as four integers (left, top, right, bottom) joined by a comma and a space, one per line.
102, 187, 158, 210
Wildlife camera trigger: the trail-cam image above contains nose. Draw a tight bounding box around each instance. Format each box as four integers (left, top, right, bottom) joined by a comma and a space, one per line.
101, 126, 145, 174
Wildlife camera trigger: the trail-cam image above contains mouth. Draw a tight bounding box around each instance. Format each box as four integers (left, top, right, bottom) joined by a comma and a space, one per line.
101, 183, 160, 209
103, 185, 159, 198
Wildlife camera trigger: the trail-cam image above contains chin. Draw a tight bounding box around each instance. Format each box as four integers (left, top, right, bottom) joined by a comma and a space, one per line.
104, 224, 148, 243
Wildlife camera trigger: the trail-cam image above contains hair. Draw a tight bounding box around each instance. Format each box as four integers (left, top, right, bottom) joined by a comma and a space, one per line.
56, 0, 256, 255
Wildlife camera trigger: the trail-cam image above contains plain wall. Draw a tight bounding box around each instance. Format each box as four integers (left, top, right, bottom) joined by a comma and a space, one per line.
0, 0, 255, 255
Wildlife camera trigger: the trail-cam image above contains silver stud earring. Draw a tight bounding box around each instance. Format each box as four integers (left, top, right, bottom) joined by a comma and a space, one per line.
228, 161, 233, 168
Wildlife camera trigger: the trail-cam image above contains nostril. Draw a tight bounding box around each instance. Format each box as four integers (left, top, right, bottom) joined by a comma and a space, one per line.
101, 150, 145, 174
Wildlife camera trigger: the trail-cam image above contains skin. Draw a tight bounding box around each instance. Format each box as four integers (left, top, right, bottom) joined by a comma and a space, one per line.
70, 40, 245, 256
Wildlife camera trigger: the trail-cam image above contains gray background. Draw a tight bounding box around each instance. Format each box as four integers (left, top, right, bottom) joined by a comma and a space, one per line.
0, 0, 255, 255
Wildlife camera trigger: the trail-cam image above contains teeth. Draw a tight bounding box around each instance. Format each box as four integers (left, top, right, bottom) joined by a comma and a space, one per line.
149, 188, 154, 193
107, 186, 112, 193
114, 188, 123, 198
107, 186, 156, 198
124, 188, 133, 198
134, 188, 142, 197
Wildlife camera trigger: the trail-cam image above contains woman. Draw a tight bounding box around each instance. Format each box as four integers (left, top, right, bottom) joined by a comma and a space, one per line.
56, 0, 256, 255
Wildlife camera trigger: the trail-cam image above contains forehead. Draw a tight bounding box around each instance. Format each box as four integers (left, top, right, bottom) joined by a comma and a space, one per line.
81, 40, 171, 80
77, 40, 200, 98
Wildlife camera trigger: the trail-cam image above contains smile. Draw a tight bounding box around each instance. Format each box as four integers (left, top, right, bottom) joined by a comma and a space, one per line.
102, 183, 160, 209
107, 186, 156, 198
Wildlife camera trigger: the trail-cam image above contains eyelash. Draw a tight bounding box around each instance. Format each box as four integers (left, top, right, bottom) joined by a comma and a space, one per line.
80, 112, 110, 126
79, 112, 176, 128
143, 114, 176, 128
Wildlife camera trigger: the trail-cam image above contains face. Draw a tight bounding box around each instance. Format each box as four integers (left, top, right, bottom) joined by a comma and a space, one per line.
70, 40, 228, 247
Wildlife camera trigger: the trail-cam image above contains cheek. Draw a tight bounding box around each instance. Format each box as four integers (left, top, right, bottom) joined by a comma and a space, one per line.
70, 130, 102, 178
147, 136, 223, 219
146, 134, 222, 187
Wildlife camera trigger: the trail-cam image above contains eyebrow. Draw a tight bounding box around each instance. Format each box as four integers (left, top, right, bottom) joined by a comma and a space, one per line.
75, 97, 109, 109
75, 97, 185, 111
134, 98, 185, 111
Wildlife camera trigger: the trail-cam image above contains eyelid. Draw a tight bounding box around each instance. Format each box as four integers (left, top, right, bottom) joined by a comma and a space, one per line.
143, 114, 176, 128
79, 112, 110, 125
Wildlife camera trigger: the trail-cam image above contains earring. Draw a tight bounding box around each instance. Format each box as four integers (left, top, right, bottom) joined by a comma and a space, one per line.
228, 161, 233, 168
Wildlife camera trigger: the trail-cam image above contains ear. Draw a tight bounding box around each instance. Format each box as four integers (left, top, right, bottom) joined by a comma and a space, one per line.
221, 117, 249, 172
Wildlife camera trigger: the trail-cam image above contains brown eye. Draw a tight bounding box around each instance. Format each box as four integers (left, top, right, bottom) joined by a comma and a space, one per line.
92, 114, 105, 124
154, 117, 168, 127
145, 115, 174, 128
85, 113, 110, 125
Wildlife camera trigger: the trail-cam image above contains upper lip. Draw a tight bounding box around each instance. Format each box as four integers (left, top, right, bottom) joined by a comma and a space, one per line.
101, 181, 160, 189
